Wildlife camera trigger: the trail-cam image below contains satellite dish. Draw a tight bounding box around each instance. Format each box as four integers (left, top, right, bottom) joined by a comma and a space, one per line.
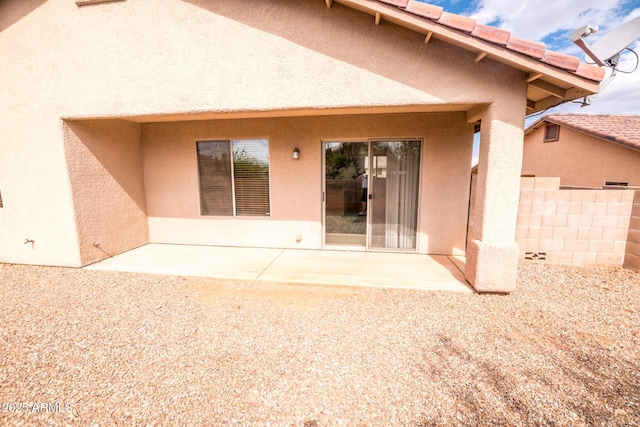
591, 16, 640, 66
572, 16, 640, 66
571, 16, 640, 106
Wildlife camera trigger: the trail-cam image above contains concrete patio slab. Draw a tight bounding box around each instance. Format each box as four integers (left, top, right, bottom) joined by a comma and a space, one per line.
85, 244, 283, 280
85, 244, 472, 292
260, 250, 471, 291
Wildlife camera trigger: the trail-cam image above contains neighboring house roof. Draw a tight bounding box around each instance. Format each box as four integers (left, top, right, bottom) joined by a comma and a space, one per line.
330, 0, 604, 113
526, 114, 640, 152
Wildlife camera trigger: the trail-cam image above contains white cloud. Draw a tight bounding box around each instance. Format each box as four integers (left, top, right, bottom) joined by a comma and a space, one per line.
470, 0, 626, 42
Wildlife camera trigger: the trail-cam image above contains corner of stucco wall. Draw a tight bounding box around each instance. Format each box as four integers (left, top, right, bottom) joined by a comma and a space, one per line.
62, 118, 149, 266
0, 119, 84, 267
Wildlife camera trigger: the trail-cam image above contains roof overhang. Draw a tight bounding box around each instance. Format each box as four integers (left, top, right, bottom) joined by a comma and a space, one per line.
64, 104, 476, 124
330, 0, 602, 114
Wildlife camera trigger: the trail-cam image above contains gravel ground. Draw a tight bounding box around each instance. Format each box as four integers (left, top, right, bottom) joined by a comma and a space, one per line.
1, 262, 639, 426
325, 215, 366, 235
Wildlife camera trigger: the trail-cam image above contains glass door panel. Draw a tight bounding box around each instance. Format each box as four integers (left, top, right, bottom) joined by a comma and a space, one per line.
368, 140, 421, 250
324, 142, 368, 247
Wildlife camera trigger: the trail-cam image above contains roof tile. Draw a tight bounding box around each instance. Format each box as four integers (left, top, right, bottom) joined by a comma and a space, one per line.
573, 62, 607, 81
471, 24, 511, 46
541, 50, 580, 72
368, 1, 605, 82
404, 1, 443, 21
436, 11, 476, 33
506, 36, 546, 59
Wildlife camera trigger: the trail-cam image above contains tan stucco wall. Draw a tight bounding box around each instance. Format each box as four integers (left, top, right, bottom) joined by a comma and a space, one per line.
63, 120, 149, 265
465, 99, 527, 292
1, 0, 525, 121
522, 126, 640, 188
142, 112, 474, 255
0, 0, 527, 267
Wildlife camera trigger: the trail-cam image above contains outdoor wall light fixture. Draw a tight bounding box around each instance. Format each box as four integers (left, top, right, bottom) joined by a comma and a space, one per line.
292, 148, 300, 160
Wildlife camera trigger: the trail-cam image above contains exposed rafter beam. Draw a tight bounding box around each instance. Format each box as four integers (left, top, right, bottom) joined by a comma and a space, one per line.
375, 11, 381, 25
529, 79, 566, 99
526, 100, 536, 111
527, 73, 543, 83
475, 52, 487, 62
424, 31, 433, 45
533, 87, 590, 112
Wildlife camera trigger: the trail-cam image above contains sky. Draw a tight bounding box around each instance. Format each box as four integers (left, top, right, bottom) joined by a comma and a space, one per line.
419, 0, 640, 117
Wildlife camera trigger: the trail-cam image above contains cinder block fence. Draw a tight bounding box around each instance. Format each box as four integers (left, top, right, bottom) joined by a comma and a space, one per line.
469, 176, 640, 269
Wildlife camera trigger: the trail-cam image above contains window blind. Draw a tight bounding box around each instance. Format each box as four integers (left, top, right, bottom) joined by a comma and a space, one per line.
197, 141, 233, 216
233, 139, 270, 216
197, 139, 270, 216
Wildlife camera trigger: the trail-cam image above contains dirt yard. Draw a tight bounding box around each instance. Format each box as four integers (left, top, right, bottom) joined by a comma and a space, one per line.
0, 262, 638, 426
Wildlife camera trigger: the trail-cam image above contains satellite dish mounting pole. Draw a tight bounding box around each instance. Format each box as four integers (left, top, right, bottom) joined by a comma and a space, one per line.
571, 25, 604, 66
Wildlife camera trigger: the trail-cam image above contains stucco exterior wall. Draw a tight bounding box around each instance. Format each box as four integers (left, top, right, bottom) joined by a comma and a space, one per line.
1, 0, 526, 121
522, 125, 640, 188
0, 116, 82, 266
0, 0, 527, 267
63, 120, 149, 265
142, 112, 473, 255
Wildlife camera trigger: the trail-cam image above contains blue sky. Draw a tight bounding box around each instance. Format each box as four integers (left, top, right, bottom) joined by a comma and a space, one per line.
419, 0, 640, 116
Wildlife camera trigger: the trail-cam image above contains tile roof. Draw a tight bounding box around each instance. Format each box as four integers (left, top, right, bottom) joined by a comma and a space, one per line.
529, 114, 640, 151
373, 0, 605, 82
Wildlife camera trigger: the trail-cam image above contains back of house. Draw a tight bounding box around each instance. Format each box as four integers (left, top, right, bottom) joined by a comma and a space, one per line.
0, 0, 604, 292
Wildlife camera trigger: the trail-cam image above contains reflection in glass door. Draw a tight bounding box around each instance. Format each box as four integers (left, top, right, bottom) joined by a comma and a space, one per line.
368, 140, 421, 250
324, 142, 368, 247
323, 140, 421, 250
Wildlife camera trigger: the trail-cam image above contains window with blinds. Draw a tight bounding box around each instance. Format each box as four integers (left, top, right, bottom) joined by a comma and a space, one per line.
197, 139, 270, 216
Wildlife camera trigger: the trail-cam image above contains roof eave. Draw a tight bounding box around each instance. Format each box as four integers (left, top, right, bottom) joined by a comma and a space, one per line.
333, 0, 601, 113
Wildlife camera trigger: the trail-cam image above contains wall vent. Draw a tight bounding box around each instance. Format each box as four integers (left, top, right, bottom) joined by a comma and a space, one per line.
525, 251, 547, 261
543, 124, 560, 142
605, 181, 629, 187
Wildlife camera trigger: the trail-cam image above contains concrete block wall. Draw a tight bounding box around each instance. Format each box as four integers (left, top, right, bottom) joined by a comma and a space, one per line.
624, 192, 640, 272
516, 177, 636, 266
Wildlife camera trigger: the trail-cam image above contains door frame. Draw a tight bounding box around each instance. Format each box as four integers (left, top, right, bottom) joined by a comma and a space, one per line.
321, 138, 423, 252
322, 139, 369, 250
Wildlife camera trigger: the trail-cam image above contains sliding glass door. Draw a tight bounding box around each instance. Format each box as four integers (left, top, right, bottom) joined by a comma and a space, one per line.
324, 142, 368, 247
324, 139, 421, 250
368, 140, 421, 249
